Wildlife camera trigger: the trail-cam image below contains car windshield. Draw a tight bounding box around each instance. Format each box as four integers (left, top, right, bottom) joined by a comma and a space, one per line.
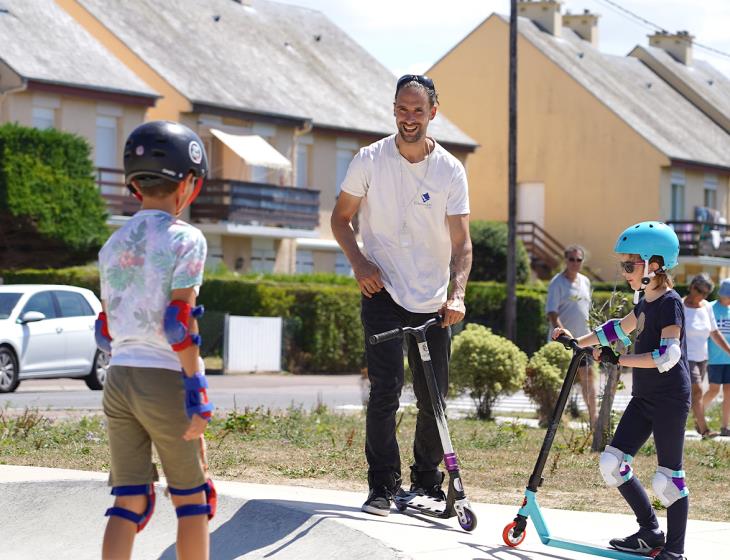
0, 293, 22, 319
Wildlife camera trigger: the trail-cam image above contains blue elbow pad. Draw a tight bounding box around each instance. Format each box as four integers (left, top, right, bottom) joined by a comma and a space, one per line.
164, 300, 204, 352
95, 312, 112, 354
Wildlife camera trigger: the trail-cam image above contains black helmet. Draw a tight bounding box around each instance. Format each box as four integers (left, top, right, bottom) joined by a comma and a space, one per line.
123, 120, 208, 200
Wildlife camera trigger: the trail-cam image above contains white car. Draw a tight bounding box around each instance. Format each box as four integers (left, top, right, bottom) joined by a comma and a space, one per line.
0, 284, 109, 393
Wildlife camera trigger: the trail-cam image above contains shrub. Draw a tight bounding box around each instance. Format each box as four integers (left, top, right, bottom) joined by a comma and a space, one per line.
524, 342, 572, 426
469, 220, 530, 283
450, 324, 527, 419
0, 123, 108, 268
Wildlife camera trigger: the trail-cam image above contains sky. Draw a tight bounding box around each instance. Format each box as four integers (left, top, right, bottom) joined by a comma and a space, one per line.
276, 0, 730, 78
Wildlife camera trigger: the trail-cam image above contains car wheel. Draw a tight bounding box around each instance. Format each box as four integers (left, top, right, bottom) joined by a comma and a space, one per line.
0, 347, 20, 393
85, 350, 109, 390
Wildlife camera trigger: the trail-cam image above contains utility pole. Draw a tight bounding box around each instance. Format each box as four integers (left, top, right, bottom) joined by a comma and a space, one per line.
505, 0, 518, 341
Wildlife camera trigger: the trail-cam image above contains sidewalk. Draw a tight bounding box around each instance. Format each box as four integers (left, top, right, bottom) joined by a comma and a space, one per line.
2, 465, 728, 559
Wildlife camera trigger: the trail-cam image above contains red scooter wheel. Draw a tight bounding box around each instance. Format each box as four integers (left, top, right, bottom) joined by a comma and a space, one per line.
502, 521, 526, 547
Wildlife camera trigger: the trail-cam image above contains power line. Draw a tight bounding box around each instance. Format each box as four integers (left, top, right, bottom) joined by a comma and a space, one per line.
590, 0, 730, 61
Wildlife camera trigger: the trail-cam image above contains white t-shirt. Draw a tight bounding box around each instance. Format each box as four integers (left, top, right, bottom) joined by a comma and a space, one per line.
545, 272, 592, 339
683, 300, 718, 362
340, 134, 470, 313
99, 210, 207, 371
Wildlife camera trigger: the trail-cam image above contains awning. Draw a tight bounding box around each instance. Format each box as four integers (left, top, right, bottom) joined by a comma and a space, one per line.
210, 128, 291, 170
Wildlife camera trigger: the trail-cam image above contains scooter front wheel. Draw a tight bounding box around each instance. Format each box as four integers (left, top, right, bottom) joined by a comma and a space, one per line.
502, 521, 526, 547
458, 507, 477, 532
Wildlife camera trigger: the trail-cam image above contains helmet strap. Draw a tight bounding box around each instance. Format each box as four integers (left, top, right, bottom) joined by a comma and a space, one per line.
634, 260, 654, 304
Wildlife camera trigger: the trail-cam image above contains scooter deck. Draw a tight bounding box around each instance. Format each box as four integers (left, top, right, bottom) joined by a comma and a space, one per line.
395, 491, 454, 518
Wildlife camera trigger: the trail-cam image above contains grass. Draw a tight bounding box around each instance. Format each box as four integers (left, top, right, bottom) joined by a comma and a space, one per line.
1, 405, 728, 521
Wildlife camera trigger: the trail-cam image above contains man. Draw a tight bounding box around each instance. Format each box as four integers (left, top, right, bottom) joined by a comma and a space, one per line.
546, 245, 598, 427
331, 74, 472, 516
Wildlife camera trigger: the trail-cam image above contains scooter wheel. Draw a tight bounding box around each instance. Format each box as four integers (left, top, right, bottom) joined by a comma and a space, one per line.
502, 521, 526, 547
395, 501, 407, 512
458, 507, 477, 532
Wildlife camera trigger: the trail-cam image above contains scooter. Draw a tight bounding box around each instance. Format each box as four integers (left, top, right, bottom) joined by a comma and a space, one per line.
370, 316, 477, 532
502, 335, 658, 558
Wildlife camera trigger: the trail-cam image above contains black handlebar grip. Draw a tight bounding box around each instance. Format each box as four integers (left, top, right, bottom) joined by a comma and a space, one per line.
556, 334, 577, 349
369, 328, 402, 345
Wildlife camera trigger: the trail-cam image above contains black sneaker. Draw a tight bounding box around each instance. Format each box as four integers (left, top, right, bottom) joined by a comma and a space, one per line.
609, 527, 665, 554
654, 551, 686, 560
361, 486, 393, 516
410, 472, 446, 501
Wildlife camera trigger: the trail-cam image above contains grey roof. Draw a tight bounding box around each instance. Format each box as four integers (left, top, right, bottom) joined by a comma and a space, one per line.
510, 15, 730, 169
76, 0, 476, 148
630, 45, 730, 129
0, 0, 157, 98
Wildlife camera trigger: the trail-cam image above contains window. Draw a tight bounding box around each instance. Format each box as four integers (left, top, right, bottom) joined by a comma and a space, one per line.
335, 252, 353, 276
296, 143, 309, 188
0, 293, 22, 320
21, 292, 56, 319
96, 116, 119, 195
251, 238, 276, 273
336, 149, 354, 196
295, 250, 314, 273
32, 107, 55, 130
704, 174, 718, 210
670, 170, 685, 221
55, 291, 94, 317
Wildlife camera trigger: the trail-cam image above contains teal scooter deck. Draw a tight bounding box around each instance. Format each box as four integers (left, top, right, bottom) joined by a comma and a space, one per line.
502, 337, 660, 559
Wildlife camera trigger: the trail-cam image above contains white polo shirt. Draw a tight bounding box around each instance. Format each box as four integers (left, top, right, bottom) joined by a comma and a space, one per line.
340, 134, 470, 313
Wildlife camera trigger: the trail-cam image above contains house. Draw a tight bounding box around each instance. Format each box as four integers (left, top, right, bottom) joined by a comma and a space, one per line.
0, 0, 158, 213
428, 0, 730, 282
58, 0, 477, 274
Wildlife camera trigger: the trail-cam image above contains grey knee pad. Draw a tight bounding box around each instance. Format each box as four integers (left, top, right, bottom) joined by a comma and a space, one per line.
651, 466, 689, 507
599, 445, 634, 488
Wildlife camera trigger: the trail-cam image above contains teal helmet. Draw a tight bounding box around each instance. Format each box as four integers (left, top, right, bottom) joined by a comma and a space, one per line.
614, 221, 680, 269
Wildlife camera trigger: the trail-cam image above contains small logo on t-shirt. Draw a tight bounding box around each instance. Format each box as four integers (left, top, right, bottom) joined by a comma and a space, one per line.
416, 192, 432, 207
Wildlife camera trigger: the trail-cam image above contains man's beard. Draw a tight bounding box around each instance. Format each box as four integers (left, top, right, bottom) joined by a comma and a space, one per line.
398, 123, 425, 143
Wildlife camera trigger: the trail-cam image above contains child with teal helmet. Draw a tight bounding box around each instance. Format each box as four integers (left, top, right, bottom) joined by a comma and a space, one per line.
552, 221, 690, 560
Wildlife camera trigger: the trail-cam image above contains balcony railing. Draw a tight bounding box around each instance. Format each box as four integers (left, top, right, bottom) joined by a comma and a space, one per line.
666, 221, 730, 258
96, 167, 139, 216
191, 179, 320, 230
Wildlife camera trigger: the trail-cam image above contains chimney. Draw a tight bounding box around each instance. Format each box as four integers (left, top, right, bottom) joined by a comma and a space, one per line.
649, 30, 694, 65
563, 9, 599, 47
518, 0, 563, 37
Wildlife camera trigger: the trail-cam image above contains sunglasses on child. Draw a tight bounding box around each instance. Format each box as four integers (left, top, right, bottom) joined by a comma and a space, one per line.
566, 257, 583, 263
396, 74, 435, 95
619, 261, 645, 274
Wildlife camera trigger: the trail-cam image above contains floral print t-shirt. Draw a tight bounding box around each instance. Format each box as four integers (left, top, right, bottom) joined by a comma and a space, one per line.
99, 210, 207, 371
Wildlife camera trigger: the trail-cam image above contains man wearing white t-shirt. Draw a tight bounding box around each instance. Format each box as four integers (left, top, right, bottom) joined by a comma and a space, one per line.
331, 74, 472, 517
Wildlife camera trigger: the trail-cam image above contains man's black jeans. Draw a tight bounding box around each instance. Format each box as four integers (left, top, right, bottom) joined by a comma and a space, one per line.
361, 289, 450, 491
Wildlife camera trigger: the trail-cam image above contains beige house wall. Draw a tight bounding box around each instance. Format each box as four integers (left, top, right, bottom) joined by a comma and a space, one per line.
2, 90, 145, 168
429, 15, 670, 280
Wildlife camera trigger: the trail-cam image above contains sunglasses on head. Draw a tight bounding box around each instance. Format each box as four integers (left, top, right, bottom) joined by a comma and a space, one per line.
567, 257, 583, 263
620, 261, 645, 274
396, 74, 435, 95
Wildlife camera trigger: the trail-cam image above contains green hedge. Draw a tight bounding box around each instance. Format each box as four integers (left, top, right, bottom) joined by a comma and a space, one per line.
0, 123, 108, 261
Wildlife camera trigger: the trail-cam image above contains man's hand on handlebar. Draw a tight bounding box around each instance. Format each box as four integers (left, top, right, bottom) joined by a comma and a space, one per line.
353, 260, 384, 298
439, 297, 465, 327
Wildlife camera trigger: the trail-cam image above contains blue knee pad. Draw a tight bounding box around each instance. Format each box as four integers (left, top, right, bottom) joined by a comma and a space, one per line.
168, 479, 217, 519
105, 484, 156, 532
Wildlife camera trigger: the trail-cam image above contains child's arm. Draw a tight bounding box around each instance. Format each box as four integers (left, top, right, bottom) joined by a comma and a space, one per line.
552, 310, 636, 348
612, 324, 680, 369
709, 329, 730, 357
168, 287, 212, 441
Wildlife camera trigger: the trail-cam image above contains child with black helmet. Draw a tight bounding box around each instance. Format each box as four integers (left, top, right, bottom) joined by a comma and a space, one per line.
553, 221, 691, 560
97, 120, 214, 559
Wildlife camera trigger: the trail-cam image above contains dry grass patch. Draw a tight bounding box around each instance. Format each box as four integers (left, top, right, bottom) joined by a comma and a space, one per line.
1, 406, 728, 521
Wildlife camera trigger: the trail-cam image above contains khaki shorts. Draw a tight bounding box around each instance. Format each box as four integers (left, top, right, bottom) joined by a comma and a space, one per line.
689, 360, 708, 385
103, 365, 206, 490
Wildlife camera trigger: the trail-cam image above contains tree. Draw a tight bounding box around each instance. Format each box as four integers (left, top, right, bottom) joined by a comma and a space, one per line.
470, 220, 531, 283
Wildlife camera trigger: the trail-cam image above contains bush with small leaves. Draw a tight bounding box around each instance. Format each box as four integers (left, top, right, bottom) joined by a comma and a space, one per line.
524, 341, 572, 426
450, 324, 527, 420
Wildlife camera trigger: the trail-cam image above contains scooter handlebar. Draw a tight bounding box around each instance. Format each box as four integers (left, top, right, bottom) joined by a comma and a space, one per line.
556, 334, 579, 351
369, 328, 403, 345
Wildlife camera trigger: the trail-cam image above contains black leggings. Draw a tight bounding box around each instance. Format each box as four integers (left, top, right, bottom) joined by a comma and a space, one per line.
610, 396, 690, 554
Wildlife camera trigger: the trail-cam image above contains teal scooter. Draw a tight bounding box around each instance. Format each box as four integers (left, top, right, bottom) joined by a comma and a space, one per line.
502, 335, 660, 559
